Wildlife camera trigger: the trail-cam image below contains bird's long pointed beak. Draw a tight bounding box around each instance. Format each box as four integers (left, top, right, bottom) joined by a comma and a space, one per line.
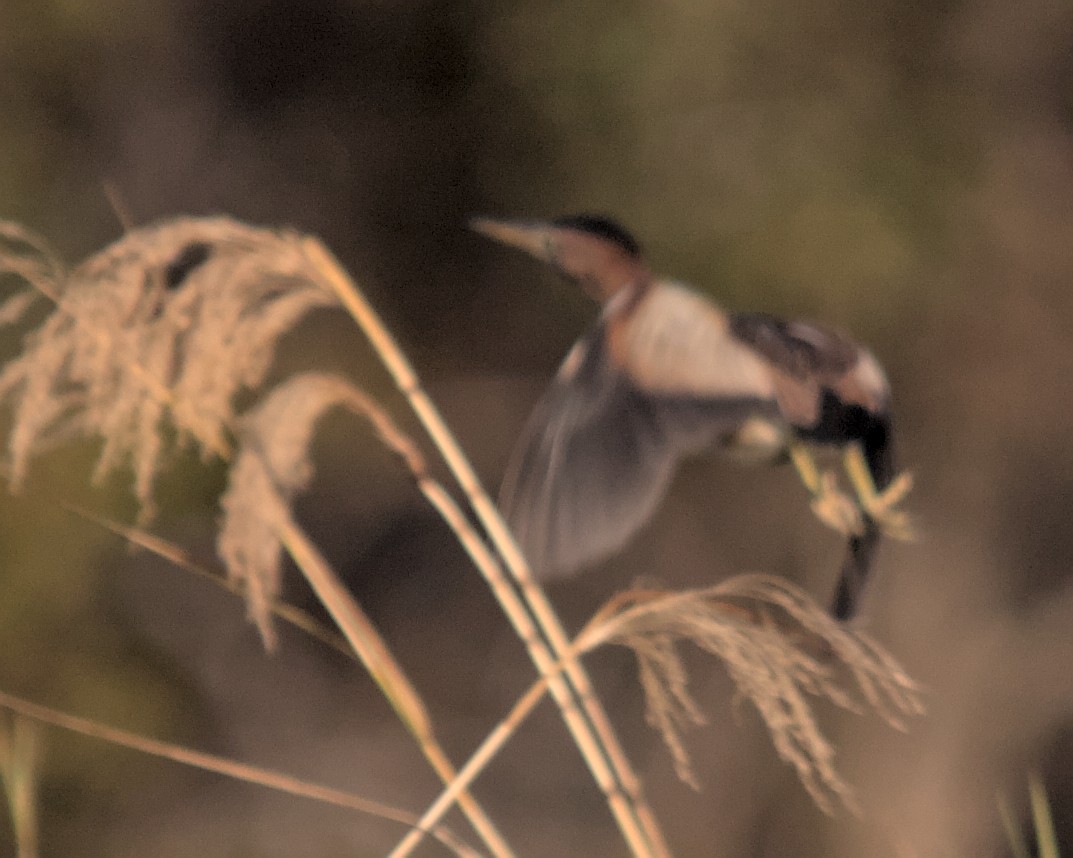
468, 216, 555, 264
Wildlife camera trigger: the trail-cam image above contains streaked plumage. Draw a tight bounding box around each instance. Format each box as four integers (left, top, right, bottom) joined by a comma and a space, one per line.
473, 214, 896, 619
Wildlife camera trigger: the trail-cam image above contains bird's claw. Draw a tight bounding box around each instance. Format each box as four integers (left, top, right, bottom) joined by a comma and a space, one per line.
791, 443, 914, 540
839, 445, 916, 541
809, 471, 865, 537
858, 471, 916, 541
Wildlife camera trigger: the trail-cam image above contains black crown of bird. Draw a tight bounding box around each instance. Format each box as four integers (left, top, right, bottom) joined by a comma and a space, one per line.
470, 214, 912, 620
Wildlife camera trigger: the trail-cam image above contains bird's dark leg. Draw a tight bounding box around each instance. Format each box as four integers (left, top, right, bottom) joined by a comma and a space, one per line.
831, 443, 914, 619
842, 444, 914, 541
832, 521, 881, 620
787, 442, 864, 537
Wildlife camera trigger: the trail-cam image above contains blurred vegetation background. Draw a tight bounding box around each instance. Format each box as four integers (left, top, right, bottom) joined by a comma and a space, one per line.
2, 0, 1073, 855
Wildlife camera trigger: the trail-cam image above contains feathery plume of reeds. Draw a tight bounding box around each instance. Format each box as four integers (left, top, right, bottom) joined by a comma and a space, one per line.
217, 369, 430, 651
389, 574, 925, 856
579, 575, 925, 813
0, 216, 925, 857
0, 218, 515, 857
0, 218, 337, 521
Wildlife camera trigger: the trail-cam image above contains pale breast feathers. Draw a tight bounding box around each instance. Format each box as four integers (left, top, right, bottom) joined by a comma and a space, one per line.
608, 281, 778, 402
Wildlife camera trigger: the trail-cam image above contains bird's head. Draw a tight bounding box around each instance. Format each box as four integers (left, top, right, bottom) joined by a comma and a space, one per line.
470, 214, 649, 302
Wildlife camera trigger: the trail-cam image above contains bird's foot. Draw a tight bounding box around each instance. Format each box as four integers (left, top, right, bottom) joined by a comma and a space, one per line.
788, 443, 865, 536
808, 471, 866, 537
859, 471, 916, 541
842, 446, 916, 541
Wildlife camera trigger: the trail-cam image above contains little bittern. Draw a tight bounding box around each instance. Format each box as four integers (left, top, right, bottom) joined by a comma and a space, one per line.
472, 214, 907, 620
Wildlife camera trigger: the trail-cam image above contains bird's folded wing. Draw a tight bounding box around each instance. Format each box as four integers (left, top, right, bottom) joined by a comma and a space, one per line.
727, 313, 868, 425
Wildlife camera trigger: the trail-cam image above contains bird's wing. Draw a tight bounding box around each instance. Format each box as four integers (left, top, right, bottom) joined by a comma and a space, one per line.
500, 324, 772, 580
727, 312, 881, 427
729, 312, 895, 620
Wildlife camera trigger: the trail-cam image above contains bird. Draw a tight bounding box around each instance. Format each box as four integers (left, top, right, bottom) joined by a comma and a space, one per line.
471, 214, 910, 620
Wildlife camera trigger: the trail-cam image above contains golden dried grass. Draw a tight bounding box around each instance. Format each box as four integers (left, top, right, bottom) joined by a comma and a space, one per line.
0, 216, 923, 857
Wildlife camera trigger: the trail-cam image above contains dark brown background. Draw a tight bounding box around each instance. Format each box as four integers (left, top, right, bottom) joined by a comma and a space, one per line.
2, 0, 1072, 855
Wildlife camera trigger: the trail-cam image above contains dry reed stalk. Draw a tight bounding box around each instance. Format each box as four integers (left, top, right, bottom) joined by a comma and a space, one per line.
62, 500, 504, 858
0, 713, 39, 858
0, 690, 477, 857
0, 217, 926, 857
0, 219, 511, 857
64, 503, 356, 660
302, 237, 670, 857
390, 666, 560, 857
395, 576, 924, 853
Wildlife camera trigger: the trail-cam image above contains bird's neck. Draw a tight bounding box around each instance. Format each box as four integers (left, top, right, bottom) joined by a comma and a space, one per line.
600, 274, 648, 321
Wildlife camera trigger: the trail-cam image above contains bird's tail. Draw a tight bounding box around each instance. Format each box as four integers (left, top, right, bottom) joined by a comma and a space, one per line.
832, 416, 893, 620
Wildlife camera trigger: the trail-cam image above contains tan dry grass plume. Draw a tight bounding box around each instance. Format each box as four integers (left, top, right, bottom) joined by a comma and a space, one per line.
0, 216, 670, 858
0, 218, 338, 519
0, 217, 653, 858
218, 371, 429, 645
0, 215, 925, 854
579, 575, 925, 812
0, 218, 349, 641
